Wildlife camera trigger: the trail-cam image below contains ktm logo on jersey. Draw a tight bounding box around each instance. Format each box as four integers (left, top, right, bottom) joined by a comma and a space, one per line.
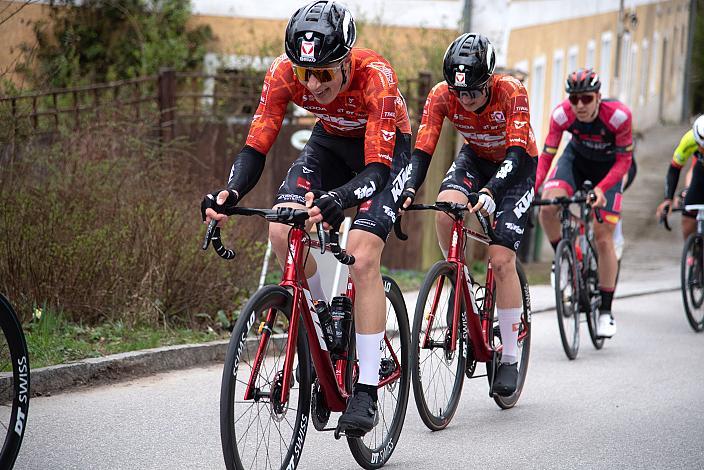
514, 121, 528, 129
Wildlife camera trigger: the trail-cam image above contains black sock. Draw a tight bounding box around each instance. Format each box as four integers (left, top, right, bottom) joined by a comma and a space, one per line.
354, 383, 378, 401
600, 289, 614, 312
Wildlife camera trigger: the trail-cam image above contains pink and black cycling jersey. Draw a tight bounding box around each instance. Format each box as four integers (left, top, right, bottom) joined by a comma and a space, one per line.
535, 98, 633, 192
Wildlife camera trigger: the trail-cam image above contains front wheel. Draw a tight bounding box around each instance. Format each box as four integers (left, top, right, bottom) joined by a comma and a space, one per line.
681, 234, 704, 332
0, 294, 30, 470
410, 261, 466, 431
348, 276, 410, 469
554, 239, 580, 360
487, 262, 532, 410
220, 285, 312, 470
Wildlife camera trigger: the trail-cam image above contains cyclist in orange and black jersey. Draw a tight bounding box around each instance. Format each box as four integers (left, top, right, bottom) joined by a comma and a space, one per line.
201, 1, 412, 437
401, 33, 538, 396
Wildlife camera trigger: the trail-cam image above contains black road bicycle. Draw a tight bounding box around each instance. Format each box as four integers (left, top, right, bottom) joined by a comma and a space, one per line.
533, 183, 605, 359
0, 294, 30, 469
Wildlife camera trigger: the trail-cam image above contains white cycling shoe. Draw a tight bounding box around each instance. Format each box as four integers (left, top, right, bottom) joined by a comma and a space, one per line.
597, 311, 617, 338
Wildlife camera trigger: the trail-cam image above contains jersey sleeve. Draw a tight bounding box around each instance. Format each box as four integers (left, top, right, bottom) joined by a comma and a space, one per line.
535, 103, 570, 189
672, 130, 699, 169
361, 63, 403, 167
413, 83, 449, 157
244, 56, 295, 155
597, 105, 633, 192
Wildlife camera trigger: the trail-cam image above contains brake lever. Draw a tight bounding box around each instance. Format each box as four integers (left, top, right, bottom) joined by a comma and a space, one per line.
316, 222, 326, 254
202, 219, 218, 250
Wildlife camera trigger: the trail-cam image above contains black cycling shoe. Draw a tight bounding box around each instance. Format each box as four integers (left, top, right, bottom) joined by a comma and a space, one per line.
337, 389, 378, 437
493, 362, 518, 397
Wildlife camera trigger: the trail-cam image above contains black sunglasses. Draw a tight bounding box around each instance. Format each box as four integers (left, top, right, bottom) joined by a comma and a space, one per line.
568, 94, 595, 105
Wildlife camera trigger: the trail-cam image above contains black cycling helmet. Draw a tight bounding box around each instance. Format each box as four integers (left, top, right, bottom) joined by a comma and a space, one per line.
284, 1, 356, 67
565, 68, 601, 93
442, 33, 496, 89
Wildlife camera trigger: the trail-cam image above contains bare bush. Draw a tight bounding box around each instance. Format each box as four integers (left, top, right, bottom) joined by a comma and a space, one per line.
0, 118, 263, 326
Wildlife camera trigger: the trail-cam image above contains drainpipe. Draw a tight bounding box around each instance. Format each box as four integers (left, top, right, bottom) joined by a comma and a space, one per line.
462, 0, 473, 32
682, 0, 697, 121
613, 0, 625, 99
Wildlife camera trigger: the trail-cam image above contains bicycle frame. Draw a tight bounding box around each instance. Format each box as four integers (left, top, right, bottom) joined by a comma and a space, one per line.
421, 213, 519, 363
241, 225, 402, 413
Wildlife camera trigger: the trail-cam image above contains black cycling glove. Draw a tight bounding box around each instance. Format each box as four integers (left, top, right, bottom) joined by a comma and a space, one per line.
311, 190, 345, 229
400, 187, 416, 208
200, 189, 239, 221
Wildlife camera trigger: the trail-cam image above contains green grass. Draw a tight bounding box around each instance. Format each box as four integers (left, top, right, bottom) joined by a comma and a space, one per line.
23, 307, 229, 369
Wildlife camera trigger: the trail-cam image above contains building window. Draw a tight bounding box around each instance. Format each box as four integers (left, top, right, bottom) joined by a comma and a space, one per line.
600, 32, 613, 96
649, 32, 659, 96
567, 46, 579, 75
619, 32, 632, 103
551, 50, 564, 110
640, 39, 650, 105
530, 56, 546, 145
586, 40, 596, 68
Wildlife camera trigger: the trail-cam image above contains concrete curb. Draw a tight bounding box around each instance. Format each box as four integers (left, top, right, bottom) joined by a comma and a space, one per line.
530, 285, 680, 314
25, 340, 229, 398
24, 285, 679, 398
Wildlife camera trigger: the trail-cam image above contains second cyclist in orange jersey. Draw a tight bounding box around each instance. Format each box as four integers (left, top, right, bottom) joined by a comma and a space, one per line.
246, 48, 411, 168
401, 33, 537, 396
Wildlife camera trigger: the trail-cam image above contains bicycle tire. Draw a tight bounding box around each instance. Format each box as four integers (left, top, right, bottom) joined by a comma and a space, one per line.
554, 239, 580, 360
410, 261, 467, 431
681, 234, 704, 332
487, 262, 532, 410
220, 285, 312, 470
0, 294, 30, 470
584, 244, 605, 349
348, 275, 410, 469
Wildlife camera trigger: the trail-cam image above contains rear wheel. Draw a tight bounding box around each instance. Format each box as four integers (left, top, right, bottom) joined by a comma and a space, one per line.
487, 262, 532, 410
410, 261, 466, 431
681, 234, 704, 332
220, 285, 311, 470
348, 276, 410, 469
0, 294, 30, 470
554, 239, 580, 360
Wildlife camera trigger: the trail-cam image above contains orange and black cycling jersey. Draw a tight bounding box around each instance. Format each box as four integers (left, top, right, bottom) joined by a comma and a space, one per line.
414, 74, 538, 163
245, 48, 411, 168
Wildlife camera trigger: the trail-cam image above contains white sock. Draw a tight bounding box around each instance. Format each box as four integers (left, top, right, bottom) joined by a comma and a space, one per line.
307, 271, 327, 303
497, 307, 522, 364
356, 332, 384, 386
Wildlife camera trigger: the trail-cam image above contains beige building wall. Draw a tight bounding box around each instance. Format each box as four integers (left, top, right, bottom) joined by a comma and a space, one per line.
506, 0, 691, 143
190, 14, 457, 81
0, 0, 51, 88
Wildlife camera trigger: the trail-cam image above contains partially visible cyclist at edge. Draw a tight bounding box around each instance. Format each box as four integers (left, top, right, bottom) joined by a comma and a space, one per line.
201, 0, 411, 436
401, 33, 538, 396
535, 68, 633, 339
655, 116, 704, 239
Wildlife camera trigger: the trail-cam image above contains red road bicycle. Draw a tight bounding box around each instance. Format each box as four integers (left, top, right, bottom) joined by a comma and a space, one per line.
398, 198, 531, 431
203, 208, 410, 469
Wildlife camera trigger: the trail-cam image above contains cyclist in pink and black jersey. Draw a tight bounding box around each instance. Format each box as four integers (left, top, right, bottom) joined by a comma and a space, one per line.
536, 68, 633, 339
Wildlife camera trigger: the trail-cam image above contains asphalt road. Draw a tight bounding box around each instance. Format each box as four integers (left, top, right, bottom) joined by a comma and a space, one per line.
15, 290, 704, 470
